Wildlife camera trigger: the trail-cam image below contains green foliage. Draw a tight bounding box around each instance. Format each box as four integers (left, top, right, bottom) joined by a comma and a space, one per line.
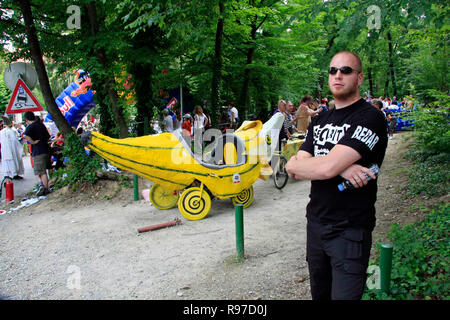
412, 107, 449, 157
54, 133, 101, 188
364, 203, 450, 300
1, 0, 447, 130
406, 151, 450, 196
365, 98, 449, 300
404, 105, 450, 196
0, 74, 11, 114
426, 89, 450, 108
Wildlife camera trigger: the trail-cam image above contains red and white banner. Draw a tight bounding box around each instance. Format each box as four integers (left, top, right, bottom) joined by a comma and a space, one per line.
166, 97, 177, 109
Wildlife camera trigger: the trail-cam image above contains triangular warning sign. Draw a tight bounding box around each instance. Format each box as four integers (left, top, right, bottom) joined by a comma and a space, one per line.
6, 78, 44, 114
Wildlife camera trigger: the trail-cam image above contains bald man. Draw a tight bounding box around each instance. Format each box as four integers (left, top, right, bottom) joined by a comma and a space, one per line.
286, 51, 388, 300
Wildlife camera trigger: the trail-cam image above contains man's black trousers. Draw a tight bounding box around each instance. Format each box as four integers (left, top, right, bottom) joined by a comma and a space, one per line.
306, 219, 373, 300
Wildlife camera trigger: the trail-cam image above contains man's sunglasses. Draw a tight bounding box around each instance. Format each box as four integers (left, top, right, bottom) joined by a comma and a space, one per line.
328, 66, 360, 75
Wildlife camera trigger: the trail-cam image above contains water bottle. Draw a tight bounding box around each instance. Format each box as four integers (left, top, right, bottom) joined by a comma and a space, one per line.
338, 163, 380, 191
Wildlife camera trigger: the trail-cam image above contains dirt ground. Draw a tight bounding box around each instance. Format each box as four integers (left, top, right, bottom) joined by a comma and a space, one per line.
0, 131, 425, 300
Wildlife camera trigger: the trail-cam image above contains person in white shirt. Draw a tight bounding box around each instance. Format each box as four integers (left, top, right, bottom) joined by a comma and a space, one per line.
162, 109, 174, 132
193, 105, 207, 156
228, 102, 239, 129
1, 117, 24, 179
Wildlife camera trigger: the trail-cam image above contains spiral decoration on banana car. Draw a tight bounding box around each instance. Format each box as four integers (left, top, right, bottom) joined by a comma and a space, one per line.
84, 113, 285, 220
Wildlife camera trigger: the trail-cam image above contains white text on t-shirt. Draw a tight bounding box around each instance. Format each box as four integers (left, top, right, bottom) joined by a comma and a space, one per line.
351, 125, 380, 150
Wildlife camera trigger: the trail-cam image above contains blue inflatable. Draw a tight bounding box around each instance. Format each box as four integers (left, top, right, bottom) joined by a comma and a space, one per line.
384, 107, 415, 131
45, 70, 96, 128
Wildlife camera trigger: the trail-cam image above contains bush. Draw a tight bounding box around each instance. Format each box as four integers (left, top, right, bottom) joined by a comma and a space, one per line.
406, 151, 450, 196
412, 107, 449, 156
364, 203, 450, 300
53, 132, 101, 188
405, 106, 450, 196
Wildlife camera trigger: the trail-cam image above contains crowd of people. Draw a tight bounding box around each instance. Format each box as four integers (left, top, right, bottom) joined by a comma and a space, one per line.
157, 96, 335, 155
158, 102, 238, 154
155, 88, 406, 158
0, 112, 98, 197
367, 95, 411, 139
273, 96, 331, 141
0, 112, 52, 196
272, 93, 407, 143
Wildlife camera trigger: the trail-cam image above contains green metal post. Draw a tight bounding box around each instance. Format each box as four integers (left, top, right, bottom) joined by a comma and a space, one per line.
235, 204, 244, 261
133, 174, 139, 201
380, 243, 393, 294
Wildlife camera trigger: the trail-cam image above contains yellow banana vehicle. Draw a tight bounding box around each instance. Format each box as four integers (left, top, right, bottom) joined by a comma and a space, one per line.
84, 113, 285, 220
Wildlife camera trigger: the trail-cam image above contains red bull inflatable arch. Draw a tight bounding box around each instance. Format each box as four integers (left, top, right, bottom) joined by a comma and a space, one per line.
44, 69, 96, 128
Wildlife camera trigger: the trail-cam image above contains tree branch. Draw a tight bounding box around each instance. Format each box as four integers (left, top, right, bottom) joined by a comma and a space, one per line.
256, 14, 268, 30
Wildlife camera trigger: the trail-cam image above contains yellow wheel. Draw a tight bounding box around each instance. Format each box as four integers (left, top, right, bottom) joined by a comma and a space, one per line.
149, 184, 179, 210
232, 186, 254, 209
178, 187, 212, 220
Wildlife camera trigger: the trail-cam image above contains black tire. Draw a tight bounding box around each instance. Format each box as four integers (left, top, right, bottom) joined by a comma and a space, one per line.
274, 156, 289, 189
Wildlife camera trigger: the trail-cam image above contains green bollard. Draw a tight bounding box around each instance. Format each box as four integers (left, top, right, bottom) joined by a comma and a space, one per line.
380, 243, 393, 294
133, 174, 139, 201
235, 204, 244, 261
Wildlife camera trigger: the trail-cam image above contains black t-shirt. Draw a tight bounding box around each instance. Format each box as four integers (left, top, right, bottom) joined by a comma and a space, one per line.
299, 98, 388, 230
24, 120, 50, 156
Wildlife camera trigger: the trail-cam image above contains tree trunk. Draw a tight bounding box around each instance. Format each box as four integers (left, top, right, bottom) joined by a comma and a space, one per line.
387, 31, 397, 97
128, 26, 161, 136
86, 1, 129, 138
17, 0, 73, 137
384, 78, 390, 97
210, 1, 224, 126
130, 62, 154, 136
368, 52, 374, 97
95, 83, 116, 137
238, 16, 258, 111
318, 21, 338, 97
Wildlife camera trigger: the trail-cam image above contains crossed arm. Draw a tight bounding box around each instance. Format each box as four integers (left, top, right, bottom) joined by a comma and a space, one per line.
285, 144, 377, 188
23, 134, 39, 145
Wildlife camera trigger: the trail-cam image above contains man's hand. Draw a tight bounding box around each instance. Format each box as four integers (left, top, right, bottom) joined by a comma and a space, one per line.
286, 155, 298, 179
339, 164, 377, 188
286, 150, 312, 179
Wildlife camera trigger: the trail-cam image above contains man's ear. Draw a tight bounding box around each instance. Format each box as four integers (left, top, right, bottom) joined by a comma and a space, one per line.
358, 72, 364, 87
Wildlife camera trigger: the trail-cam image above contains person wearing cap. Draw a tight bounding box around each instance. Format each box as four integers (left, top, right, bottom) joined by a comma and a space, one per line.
181, 113, 193, 141
0, 116, 24, 180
